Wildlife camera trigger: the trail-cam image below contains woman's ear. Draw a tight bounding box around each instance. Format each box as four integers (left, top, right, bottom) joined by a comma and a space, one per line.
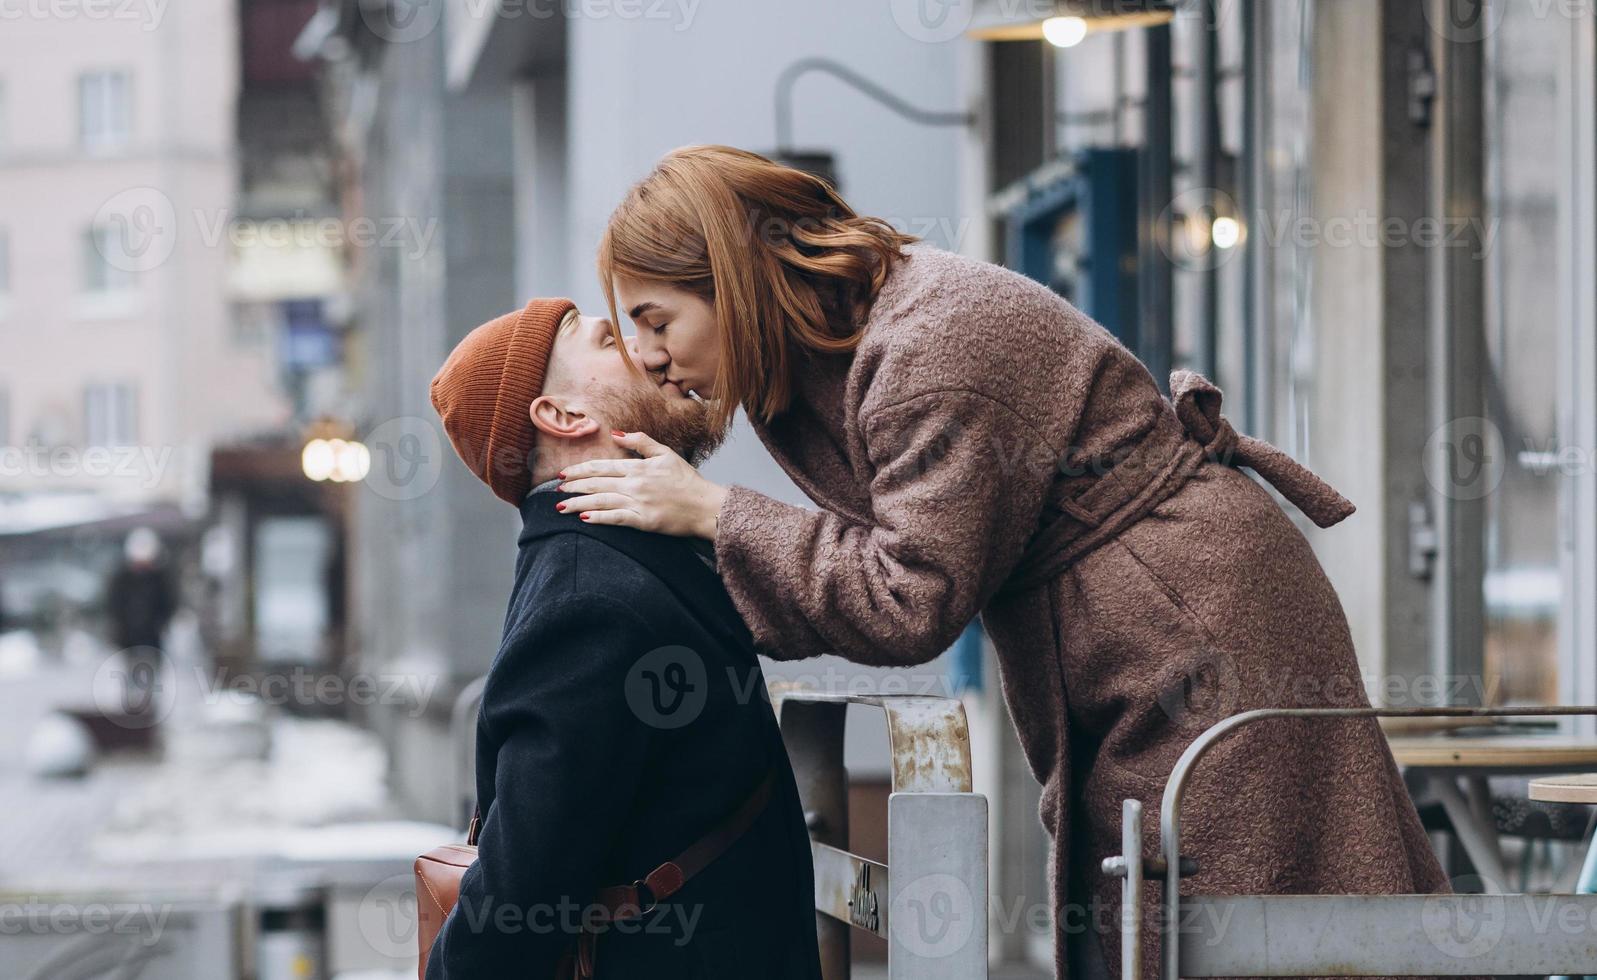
529, 395, 601, 440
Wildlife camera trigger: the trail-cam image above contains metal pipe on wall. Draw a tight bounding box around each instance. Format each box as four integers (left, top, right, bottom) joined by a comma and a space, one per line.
1426, 0, 1489, 706
1139, 23, 1175, 393
1194, 0, 1220, 380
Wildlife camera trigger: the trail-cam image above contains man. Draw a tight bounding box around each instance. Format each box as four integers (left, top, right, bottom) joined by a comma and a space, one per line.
105, 527, 178, 719
426, 298, 821, 979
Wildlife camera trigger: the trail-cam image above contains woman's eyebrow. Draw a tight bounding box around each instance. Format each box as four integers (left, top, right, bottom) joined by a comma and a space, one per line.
627, 301, 659, 320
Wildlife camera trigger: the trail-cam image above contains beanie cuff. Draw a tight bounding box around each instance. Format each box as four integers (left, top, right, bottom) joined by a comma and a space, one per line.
484, 298, 574, 505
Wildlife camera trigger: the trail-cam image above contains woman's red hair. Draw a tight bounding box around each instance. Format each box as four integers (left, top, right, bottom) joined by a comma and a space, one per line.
597, 145, 917, 426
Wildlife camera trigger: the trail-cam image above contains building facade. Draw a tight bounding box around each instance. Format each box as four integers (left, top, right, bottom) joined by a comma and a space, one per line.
0, 0, 290, 511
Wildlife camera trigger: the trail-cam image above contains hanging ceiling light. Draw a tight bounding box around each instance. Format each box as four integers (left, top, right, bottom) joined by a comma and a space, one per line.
1041, 16, 1090, 48
968, 0, 1177, 45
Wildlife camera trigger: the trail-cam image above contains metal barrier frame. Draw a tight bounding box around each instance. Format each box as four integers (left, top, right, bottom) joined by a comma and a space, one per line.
775, 690, 990, 980
1107, 705, 1597, 980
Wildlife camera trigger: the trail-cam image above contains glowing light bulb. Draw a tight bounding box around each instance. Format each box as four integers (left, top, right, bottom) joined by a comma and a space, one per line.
1211, 215, 1242, 250
1042, 16, 1088, 48
301, 439, 334, 482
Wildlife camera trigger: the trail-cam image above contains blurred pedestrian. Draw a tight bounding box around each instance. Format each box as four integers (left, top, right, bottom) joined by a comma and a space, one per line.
105, 527, 176, 717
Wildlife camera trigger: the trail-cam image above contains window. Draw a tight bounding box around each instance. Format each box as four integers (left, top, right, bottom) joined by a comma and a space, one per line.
82, 225, 136, 295
253, 516, 334, 664
1476, 0, 1597, 711
79, 70, 132, 152
84, 383, 137, 447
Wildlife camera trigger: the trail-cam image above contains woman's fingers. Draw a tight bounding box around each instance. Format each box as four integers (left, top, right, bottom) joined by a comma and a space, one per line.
555, 476, 627, 496
550, 434, 720, 538
577, 507, 645, 528
559, 458, 640, 480
558, 492, 632, 514
611, 430, 670, 458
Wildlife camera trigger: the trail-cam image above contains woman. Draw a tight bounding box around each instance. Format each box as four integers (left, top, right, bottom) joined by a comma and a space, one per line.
558, 145, 1450, 978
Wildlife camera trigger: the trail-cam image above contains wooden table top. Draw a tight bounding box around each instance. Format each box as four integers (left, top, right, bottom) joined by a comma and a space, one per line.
1528, 773, 1597, 804
1387, 735, 1597, 769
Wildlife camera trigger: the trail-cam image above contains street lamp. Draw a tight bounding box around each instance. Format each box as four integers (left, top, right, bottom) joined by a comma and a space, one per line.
301, 420, 372, 484
301, 437, 371, 483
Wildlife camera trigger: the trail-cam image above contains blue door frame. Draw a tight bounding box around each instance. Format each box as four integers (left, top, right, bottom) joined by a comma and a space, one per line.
1001, 147, 1140, 354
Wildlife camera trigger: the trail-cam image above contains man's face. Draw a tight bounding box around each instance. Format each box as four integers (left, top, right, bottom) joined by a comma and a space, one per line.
542, 311, 726, 464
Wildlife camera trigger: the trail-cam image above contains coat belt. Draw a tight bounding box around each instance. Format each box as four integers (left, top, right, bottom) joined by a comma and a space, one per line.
998, 369, 1356, 597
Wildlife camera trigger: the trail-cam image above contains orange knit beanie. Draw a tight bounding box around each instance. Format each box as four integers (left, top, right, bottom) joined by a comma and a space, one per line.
430, 298, 576, 505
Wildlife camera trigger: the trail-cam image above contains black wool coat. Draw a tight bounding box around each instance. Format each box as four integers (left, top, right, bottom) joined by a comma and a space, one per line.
425, 489, 823, 980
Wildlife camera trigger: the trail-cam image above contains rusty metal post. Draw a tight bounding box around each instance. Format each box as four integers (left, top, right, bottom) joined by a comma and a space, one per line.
778, 694, 851, 979
776, 690, 987, 980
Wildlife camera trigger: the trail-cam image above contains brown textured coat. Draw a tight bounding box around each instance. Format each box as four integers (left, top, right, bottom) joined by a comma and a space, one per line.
713, 244, 1449, 977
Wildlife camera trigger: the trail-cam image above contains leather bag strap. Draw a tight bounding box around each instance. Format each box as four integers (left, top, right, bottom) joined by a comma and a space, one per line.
591, 765, 776, 921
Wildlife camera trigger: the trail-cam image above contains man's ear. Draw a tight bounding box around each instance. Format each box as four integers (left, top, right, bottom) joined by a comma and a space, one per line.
529, 394, 601, 440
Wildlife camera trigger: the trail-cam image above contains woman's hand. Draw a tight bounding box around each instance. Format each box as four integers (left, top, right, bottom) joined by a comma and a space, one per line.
557, 431, 728, 540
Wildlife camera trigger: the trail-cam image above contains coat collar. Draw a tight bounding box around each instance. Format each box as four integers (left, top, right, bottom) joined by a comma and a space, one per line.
517, 490, 753, 652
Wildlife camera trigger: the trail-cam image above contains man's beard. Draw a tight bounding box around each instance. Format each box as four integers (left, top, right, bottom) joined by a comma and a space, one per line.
592, 381, 729, 466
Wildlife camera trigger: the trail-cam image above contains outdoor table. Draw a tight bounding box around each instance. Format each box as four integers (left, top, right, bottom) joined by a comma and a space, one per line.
1529, 774, 1597, 980
1530, 773, 1597, 804
1386, 734, 1597, 891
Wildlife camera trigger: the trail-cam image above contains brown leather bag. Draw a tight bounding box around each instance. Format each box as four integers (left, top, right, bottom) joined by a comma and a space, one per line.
414, 767, 776, 980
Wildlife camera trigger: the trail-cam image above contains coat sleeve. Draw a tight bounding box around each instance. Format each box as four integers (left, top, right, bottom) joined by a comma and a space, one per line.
714, 388, 1057, 665
425, 596, 657, 979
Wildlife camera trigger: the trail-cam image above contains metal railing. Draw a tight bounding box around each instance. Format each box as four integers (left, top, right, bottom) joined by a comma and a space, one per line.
775, 689, 990, 980
1107, 705, 1597, 979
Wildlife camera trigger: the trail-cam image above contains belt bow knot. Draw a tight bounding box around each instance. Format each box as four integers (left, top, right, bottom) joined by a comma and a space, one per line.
1169, 369, 1355, 529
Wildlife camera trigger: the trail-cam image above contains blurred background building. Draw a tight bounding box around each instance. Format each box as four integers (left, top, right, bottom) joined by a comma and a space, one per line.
2, 0, 1596, 976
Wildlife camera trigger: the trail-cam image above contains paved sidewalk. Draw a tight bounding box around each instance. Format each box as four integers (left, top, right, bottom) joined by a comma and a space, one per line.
0, 637, 419, 891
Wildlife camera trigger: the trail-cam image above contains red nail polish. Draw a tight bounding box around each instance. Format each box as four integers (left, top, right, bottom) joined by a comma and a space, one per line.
580, 513, 591, 521
611, 429, 626, 438
557, 470, 566, 479
555, 502, 565, 512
